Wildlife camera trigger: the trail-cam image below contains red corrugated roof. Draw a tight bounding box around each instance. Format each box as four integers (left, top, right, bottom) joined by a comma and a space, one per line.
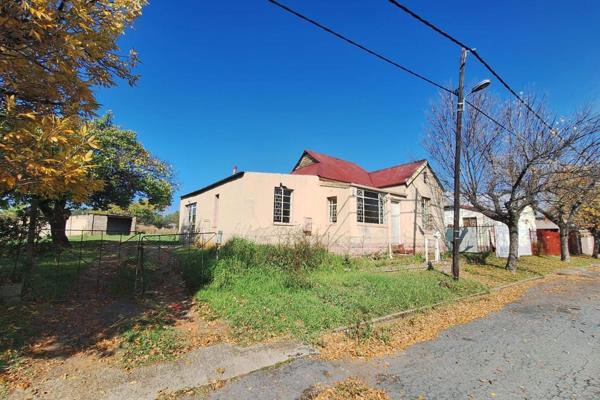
291, 150, 426, 188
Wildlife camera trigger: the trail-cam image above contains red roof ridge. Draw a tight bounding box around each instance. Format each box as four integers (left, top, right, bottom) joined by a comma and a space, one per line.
304, 149, 365, 168
368, 159, 427, 174
292, 150, 429, 188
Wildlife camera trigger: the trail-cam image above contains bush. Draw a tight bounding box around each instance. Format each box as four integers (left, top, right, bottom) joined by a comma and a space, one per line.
177, 237, 348, 291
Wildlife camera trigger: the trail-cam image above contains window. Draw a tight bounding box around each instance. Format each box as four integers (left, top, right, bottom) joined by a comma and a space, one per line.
463, 217, 477, 227
273, 185, 292, 223
186, 202, 197, 231
356, 189, 385, 224
328, 197, 337, 223
421, 197, 431, 230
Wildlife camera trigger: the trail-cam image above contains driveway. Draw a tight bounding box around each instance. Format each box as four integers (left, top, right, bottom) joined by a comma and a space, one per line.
206, 268, 600, 399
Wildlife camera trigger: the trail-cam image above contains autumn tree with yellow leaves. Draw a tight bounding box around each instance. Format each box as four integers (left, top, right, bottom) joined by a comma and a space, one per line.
0, 0, 147, 249
576, 190, 600, 258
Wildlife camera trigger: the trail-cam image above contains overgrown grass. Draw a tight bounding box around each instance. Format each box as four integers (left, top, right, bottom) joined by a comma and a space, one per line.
175, 238, 486, 342
198, 267, 484, 341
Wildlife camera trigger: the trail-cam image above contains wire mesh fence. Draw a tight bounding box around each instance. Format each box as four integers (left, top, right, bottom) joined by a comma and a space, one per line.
0, 229, 218, 303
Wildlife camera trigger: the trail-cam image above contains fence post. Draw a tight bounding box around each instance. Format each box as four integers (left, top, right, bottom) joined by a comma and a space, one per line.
96, 230, 104, 293
55, 246, 60, 300
117, 233, 123, 268
140, 239, 145, 295
77, 231, 84, 297
158, 234, 162, 265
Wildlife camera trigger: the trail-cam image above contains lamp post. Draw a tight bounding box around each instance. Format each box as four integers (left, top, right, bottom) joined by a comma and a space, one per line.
451, 47, 491, 280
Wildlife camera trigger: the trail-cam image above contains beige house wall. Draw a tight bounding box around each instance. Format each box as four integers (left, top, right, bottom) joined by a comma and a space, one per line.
179, 166, 446, 256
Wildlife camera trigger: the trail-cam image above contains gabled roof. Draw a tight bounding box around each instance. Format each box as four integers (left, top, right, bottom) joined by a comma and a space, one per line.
291, 149, 427, 188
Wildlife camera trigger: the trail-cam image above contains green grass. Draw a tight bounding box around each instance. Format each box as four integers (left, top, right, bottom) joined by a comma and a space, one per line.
197, 267, 485, 341
0, 245, 104, 300
462, 254, 597, 287
174, 238, 486, 342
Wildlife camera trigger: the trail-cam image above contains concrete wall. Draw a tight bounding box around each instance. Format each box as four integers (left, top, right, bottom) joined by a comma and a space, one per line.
64, 214, 136, 236
179, 166, 447, 256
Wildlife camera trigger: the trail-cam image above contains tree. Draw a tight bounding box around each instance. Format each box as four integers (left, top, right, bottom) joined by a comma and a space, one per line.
86, 114, 174, 210
1, 0, 147, 250
533, 164, 600, 262
576, 189, 600, 258
0, 0, 146, 117
40, 114, 174, 245
425, 91, 597, 271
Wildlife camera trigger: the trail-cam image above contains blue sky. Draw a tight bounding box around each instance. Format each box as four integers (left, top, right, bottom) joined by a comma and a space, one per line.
96, 0, 600, 211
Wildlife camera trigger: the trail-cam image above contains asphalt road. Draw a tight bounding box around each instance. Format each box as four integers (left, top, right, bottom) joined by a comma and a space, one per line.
206, 268, 600, 400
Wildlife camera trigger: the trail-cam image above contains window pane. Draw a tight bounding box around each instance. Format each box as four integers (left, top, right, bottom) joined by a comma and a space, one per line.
328, 197, 337, 223
356, 190, 383, 224
274, 185, 292, 223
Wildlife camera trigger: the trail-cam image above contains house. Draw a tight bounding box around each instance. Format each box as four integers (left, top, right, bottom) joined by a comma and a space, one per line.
443, 205, 536, 257
178, 150, 446, 256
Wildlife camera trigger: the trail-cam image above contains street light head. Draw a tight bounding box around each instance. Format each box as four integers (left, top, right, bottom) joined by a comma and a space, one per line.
470, 79, 491, 94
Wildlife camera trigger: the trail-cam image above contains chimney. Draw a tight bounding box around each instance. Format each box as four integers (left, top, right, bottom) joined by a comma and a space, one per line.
232, 165, 238, 175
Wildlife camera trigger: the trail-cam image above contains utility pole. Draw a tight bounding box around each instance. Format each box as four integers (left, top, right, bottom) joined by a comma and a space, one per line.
451, 47, 467, 280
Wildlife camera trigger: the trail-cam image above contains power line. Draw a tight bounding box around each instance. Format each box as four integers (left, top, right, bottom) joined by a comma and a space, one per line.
267, 0, 516, 136
267, 0, 453, 95
386, 0, 554, 131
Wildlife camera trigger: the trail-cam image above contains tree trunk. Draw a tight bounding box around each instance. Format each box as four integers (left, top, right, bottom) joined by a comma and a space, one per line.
593, 230, 599, 259
39, 198, 71, 248
24, 198, 39, 274
505, 223, 519, 272
558, 224, 571, 262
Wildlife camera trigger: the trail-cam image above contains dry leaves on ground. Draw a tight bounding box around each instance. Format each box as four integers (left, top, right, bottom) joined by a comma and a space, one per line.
301, 377, 389, 400
319, 280, 539, 360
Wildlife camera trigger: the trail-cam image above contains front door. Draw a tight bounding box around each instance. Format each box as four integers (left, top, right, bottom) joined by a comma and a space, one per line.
391, 201, 400, 244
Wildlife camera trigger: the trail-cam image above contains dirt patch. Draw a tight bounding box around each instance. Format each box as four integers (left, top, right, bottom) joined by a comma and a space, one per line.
318, 280, 541, 360
300, 377, 389, 400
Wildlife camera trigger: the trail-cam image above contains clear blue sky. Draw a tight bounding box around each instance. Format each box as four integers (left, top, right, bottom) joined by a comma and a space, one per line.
96, 0, 600, 211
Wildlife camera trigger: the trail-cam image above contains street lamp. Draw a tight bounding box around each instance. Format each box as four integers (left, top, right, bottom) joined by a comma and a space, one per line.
470, 79, 491, 94
451, 49, 491, 280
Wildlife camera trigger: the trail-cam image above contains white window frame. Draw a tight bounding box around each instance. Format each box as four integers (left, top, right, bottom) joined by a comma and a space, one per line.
186, 202, 197, 231
356, 189, 385, 224
327, 196, 337, 224
273, 185, 293, 224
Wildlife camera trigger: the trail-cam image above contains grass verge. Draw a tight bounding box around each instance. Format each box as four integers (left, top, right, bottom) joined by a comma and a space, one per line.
462, 254, 596, 287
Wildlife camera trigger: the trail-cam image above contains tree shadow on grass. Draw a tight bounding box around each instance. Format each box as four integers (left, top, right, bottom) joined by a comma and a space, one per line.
0, 245, 201, 384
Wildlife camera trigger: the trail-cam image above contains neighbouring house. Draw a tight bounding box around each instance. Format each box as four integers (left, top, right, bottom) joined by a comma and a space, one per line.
443, 205, 536, 257
534, 215, 594, 256
63, 213, 136, 236
179, 150, 447, 256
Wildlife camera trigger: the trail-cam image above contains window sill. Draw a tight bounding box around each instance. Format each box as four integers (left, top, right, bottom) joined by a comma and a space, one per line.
357, 222, 388, 228
273, 222, 295, 226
